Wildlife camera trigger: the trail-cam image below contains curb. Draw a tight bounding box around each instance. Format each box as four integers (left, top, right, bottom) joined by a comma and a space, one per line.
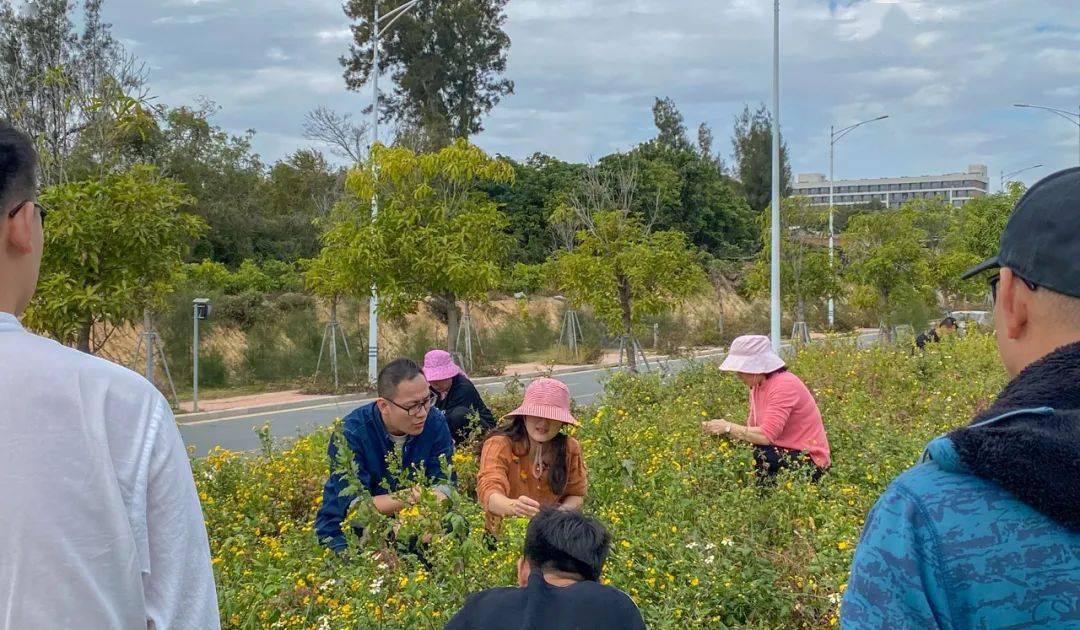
175, 348, 727, 424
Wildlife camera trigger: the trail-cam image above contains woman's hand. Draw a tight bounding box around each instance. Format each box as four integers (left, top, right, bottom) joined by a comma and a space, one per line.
489, 492, 541, 517
701, 419, 729, 436
509, 495, 541, 517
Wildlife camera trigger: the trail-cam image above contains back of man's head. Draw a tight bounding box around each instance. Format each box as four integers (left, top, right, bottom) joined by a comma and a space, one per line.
523, 507, 611, 582
0, 122, 37, 215
962, 167, 1080, 375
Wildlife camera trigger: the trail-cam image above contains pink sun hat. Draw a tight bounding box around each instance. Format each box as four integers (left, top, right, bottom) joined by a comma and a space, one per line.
422, 349, 465, 382
504, 378, 578, 426
719, 335, 786, 374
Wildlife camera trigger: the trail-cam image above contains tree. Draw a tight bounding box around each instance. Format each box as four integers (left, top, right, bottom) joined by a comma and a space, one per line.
936, 184, 1023, 302
319, 140, 514, 350
844, 206, 934, 328
745, 197, 839, 324
303, 106, 368, 164
258, 149, 344, 262
483, 153, 584, 265
652, 96, 691, 152
550, 166, 706, 371
0, 0, 151, 185
24, 165, 204, 353
732, 103, 791, 213
697, 122, 725, 171
340, 0, 513, 145
598, 143, 756, 258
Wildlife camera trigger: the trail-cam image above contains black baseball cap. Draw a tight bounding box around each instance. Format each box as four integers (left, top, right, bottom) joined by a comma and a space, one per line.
962, 166, 1080, 298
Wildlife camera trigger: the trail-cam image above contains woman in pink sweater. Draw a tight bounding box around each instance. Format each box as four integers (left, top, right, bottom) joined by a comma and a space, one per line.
702, 335, 830, 482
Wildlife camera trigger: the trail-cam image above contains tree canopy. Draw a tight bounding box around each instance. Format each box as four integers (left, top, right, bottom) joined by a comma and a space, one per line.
319, 140, 514, 349
25, 165, 204, 352
732, 103, 791, 213
340, 0, 513, 145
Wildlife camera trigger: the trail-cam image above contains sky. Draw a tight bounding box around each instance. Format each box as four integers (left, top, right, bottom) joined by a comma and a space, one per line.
103, 0, 1080, 188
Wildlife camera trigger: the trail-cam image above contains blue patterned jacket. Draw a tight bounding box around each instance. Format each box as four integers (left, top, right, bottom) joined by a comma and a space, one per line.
842, 342, 1080, 629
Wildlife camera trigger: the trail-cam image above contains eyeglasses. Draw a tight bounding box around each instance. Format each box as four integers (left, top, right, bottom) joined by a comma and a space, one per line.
988, 272, 1038, 303
6, 199, 49, 224
385, 392, 437, 416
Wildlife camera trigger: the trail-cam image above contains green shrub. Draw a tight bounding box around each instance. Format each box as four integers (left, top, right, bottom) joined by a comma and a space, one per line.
199, 333, 1006, 628
217, 292, 271, 330
197, 350, 229, 388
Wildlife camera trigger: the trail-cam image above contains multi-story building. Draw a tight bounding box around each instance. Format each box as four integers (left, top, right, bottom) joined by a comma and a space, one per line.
792, 165, 990, 209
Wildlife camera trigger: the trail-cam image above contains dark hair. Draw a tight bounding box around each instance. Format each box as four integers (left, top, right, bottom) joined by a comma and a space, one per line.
524, 507, 611, 582
0, 121, 37, 211
940, 317, 958, 328
377, 357, 424, 399
483, 416, 569, 495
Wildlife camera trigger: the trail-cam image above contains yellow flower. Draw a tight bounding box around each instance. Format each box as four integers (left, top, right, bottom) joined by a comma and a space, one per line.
837, 541, 849, 550
691, 577, 700, 586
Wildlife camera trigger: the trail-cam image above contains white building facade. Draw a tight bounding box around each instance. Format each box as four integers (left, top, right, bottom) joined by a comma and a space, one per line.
792, 165, 990, 209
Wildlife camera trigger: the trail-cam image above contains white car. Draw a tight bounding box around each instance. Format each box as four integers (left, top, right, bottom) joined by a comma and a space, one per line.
949, 310, 993, 331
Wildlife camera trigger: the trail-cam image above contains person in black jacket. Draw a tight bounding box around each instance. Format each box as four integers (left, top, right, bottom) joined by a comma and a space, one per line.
422, 349, 495, 446
914, 316, 958, 350
445, 507, 645, 630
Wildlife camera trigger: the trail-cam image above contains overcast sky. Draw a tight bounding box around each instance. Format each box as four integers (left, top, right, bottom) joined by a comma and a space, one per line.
104, 0, 1079, 187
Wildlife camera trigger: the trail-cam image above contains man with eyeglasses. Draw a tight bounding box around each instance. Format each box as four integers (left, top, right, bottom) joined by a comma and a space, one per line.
315, 357, 455, 553
1, 122, 220, 628
842, 167, 1080, 629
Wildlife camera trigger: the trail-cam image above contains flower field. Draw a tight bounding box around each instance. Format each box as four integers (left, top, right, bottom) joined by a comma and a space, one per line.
195, 333, 1006, 629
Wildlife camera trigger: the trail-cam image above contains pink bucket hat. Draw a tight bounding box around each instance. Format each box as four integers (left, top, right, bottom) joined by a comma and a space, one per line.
504, 378, 578, 426
422, 349, 465, 382
719, 335, 786, 374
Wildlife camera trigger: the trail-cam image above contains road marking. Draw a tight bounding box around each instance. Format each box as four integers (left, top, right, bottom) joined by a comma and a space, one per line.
179, 399, 371, 426
179, 353, 726, 428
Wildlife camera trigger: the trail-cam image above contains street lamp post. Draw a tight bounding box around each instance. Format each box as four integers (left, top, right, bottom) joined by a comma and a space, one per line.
1000, 164, 1043, 192
368, 0, 420, 386
769, 0, 780, 350
1014, 103, 1080, 166
827, 115, 888, 328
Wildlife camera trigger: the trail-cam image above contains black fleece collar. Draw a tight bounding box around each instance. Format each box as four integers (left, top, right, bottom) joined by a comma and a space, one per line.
949, 341, 1080, 531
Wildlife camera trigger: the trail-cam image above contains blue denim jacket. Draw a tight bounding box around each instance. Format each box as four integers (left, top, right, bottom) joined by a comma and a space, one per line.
314, 402, 454, 551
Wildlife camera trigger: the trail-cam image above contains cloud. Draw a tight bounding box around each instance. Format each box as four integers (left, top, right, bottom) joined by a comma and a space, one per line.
152, 9, 234, 26
1036, 48, 1080, 74
101, 0, 1080, 182
316, 28, 352, 42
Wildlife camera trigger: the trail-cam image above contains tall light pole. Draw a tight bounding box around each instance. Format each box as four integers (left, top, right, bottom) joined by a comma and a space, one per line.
769, 0, 781, 350
827, 114, 889, 328
1014, 103, 1080, 166
368, 0, 420, 386
1000, 164, 1043, 192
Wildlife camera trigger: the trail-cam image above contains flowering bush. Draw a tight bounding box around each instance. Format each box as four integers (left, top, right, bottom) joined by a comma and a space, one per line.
196, 333, 1005, 628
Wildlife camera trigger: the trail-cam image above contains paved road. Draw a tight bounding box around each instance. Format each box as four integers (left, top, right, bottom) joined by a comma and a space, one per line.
179, 353, 724, 456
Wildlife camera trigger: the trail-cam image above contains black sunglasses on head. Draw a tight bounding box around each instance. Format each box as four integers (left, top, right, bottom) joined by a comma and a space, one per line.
988, 272, 1038, 302
6, 199, 48, 223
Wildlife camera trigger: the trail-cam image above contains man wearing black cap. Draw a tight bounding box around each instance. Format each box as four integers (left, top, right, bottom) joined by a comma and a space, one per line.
842, 168, 1080, 629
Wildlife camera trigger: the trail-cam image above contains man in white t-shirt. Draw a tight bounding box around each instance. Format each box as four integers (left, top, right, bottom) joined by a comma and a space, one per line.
0, 122, 219, 628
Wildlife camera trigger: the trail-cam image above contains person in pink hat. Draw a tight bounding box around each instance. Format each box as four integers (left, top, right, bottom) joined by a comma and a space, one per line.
423, 349, 495, 446
702, 335, 830, 482
476, 378, 588, 534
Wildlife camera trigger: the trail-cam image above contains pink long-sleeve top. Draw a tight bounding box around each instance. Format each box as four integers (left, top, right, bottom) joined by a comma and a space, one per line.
747, 370, 831, 468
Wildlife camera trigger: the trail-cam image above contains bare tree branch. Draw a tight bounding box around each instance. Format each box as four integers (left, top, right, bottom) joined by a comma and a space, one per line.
304, 106, 369, 163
